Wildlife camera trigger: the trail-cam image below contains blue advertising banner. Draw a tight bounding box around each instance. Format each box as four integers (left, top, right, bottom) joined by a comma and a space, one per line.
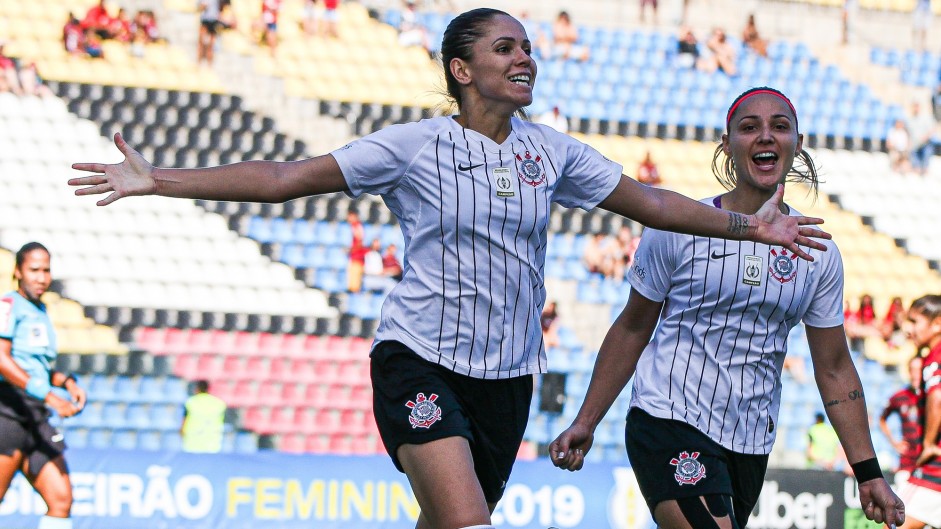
0, 449, 655, 529
0, 449, 889, 529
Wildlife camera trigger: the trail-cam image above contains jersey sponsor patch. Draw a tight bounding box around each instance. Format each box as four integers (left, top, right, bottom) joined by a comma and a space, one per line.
769, 248, 798, 283
492, 167, 515, 197
742, 255, 763, 286
670, 450, 706, 485
0, 297, 12, 331
27, 323, 50, 347
405, 392, 442, 429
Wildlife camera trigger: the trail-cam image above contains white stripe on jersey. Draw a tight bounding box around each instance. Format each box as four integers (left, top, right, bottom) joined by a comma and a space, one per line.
627, 198, 843, 454
332, 116, 621, 379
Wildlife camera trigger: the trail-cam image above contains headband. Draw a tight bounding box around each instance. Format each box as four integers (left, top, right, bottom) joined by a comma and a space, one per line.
726, 89, 798, 130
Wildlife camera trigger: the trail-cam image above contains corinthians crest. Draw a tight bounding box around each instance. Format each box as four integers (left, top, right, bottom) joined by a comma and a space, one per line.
769, 248, 798, 283
670, 451, 706, 485
516, 150, 545, 187
406, 392, 442, 429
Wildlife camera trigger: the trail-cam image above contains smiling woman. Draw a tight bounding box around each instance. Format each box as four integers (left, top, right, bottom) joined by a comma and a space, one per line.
70, 10, 831, 527
550, 87, 905, 529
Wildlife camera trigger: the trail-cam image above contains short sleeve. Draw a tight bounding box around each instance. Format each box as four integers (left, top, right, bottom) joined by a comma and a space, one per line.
626, 229, 677, 303
551, 132, 622, 210
802, 241, 845, 328
330, 121, 429, 198
0, 296, 13, 340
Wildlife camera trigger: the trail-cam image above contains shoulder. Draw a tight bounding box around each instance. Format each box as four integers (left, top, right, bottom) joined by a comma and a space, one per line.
513, 117, 572, 144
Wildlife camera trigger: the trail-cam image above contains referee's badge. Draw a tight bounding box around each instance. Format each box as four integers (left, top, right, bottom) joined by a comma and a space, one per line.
769, 248, 798, 283
406, 392, 442, 429
670, 451, 706, 485
742, 255, 763, 286
516, 150, 545, 187
492, 167, 515, 197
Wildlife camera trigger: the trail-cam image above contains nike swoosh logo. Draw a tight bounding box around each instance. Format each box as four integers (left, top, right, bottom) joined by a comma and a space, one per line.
458, 163, 483, 171
710, 251, 736, 259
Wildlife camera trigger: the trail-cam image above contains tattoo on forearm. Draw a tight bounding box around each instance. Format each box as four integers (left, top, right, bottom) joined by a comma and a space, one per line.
823, 388, 865, 409
728, 212, 750, 236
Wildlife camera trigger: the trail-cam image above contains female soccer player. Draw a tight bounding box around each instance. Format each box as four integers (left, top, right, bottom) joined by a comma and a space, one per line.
550, 87, 904, 529
70, 11, 829, 528
0, 242, 86, 529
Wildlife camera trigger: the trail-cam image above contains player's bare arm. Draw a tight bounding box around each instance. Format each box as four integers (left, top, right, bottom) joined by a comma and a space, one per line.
70, 133, 349, 206
599, 176, 829, 261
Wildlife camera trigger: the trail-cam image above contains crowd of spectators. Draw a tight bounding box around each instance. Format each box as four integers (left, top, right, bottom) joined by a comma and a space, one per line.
0, 41, 53, 97
62, 1, 164, 60
845, 293, 911, 360
886, 99, 937, 176
582, 227, 640, 281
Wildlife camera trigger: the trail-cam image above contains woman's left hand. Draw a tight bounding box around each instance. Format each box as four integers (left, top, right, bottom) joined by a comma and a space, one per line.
754, 184, 831, 261
65, 380, 87, 412
915, 444, 941, 467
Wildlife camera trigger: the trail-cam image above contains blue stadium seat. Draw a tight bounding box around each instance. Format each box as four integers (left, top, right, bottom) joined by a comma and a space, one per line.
152, 404, 182, 431
235, 432, 259, 453
292, 219, 317, 245
280, 243, 307, 268
65, 427, 89, 449
162, 432, 183, 452
113, 429, 138, 450
89, 428, 112, 449
326, 246, 348, 270
315, 268, 345, 293
164, 378, 190, 404
246, 217, 273, 243
138, 430, 163, 451
114, 376, 140, 403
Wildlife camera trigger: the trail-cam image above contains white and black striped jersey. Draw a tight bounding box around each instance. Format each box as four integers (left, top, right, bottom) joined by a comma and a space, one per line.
331, 116, 622, 379
627, 197, 844, 455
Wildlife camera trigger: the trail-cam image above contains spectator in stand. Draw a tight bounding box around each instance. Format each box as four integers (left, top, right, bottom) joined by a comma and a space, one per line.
363, 239, 394, 293
0, 41, 22, 95
636, 151, 662, 186
897, 294, 941, 529
888, 118, 913, 175
880, 355, 923, 483
912, 0, 931, 51
541, 301, 560, 349
381, 243, 403, 281
615, 225, 639, 272
639, 0, 658, 25
675, 25, 702, 70
17, 62, 54, 98
542, 11, 589, 62
346, 209, 366, 293
322, 0, 340, 38
907, 101, 935, 177
257, 0, 282, 55
537, 105, 569, 134
108, 8, 133, 43
741, 14, 768, 57
705, 27, 737, 76
83, 29, 105, 59
82, 0, 114, 39
884, 296, 908, 346
198, 0, 223, 66
582, 232, 613, 277
842, 0, 858, 45
397, 1, 430, 52
302, 0, 320, 36
63, 13, 85, 56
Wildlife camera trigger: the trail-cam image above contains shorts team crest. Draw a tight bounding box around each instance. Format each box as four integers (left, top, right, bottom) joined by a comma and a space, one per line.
670, 450, 706, 485
405, 392, 442, 429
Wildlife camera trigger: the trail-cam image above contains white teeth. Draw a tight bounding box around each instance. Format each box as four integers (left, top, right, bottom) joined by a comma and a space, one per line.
509, 75, 530, 84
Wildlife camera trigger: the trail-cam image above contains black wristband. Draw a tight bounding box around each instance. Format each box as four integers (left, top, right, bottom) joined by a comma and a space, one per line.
851, 457, 882, 483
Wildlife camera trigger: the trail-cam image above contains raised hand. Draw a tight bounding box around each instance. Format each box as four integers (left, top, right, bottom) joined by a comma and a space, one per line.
70, 132, 157, 206
754, 184, 831, 261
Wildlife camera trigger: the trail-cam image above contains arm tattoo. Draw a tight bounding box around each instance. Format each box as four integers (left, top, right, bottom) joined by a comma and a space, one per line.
823, 389, 865, 409
727, 212, 750, 236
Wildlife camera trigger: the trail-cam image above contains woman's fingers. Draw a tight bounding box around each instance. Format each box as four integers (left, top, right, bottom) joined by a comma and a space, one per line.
70, 162, 108, 173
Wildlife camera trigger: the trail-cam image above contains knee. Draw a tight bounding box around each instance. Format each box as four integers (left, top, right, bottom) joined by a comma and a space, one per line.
41, 485, 73, 516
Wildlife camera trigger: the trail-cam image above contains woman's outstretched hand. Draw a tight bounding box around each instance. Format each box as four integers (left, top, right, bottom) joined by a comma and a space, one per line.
754, 184, 831, 261
70, 132, 157, 206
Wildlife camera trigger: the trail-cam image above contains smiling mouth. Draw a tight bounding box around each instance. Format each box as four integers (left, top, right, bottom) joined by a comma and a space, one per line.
752, 152, 778, 169
509, 74, 531, 86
